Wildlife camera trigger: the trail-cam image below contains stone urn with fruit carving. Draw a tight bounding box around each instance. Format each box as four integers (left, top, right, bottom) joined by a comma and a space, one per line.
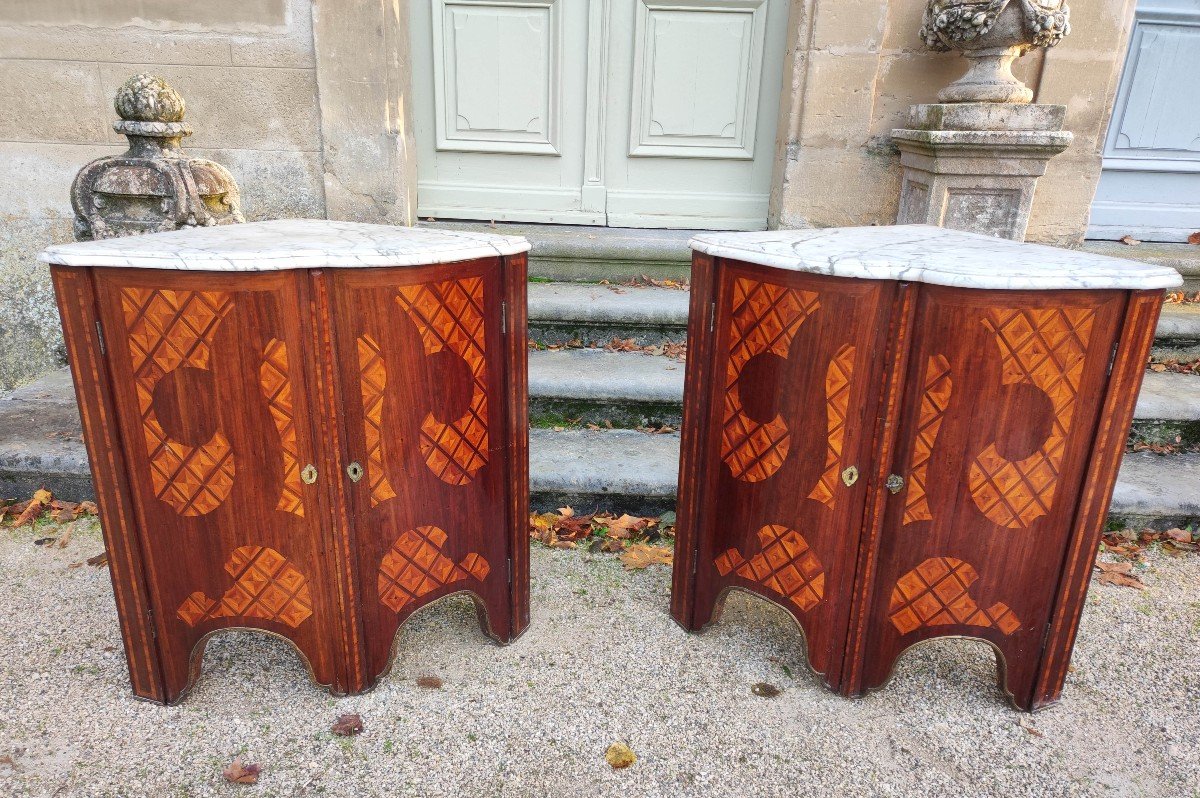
921, 0, 1071, 103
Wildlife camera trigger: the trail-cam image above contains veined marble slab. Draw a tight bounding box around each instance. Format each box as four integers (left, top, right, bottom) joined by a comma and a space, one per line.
690, 225, 1182, 291
39, 219, 531, 270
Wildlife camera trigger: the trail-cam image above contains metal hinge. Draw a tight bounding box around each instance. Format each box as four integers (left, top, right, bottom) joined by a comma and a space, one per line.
501, 301, 508, 334
1107, 342, 1119, 375
95, 320, 106, 355
709, 301, 717, 332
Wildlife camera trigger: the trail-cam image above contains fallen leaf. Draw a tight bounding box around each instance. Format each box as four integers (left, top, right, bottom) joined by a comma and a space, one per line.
416, 675, 443, 689
557, 506, 575, 518
1094, 560, 1145, 589
606, 514, 649, 540
1119, 235, 1141, 246
330, 713, 363, 736
751, 682, 782, 698
1018, 718, 1045, 738
13, 489, 53, 528
56, 522, 75, 549
1188, 232, 1200, 245
620, 544, 673, 570
77, 501, 99, 517
222, 757, 261, 785
87, 551, 108, 568
604, 742, 637, 769
33, 537, 56, 546
1164, 528, 1192, 544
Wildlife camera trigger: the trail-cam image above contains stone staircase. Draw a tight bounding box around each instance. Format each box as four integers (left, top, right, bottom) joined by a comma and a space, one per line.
3, 227, 1199, 529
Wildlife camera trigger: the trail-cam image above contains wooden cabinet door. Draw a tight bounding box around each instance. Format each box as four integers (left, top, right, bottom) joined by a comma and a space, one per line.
326, 260, 515, 688
92, 269, 342, 702
850, 286, 1126, 708
684, 261, 896, 685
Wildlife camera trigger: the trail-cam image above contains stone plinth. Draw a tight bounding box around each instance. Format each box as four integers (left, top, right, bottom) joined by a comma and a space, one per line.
893, 103, 1072, 241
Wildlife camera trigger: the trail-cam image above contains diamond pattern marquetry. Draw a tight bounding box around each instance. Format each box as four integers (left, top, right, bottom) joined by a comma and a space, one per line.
808, 344, 856, 508
714, 525, 826, 612
120, 287, 235, 516
968, 307, 1096, 528
260, 339, 304, 517
888, 557, 1021, 636
356, 333, 397, 507
903, 354, 952, 525
396, 277, 490, 485
720, 278, 821, 483
176, 545, 313, 629
377, 526, 491, 612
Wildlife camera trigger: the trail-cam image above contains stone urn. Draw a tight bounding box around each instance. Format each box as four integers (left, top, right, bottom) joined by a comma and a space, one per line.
70, 73, 244, 240
921, 0, 1071, 103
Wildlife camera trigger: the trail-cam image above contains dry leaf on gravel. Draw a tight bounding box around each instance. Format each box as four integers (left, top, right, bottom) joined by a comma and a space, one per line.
86, 551, 108, 568
13, 489, 53, 528
222, 757, 260, 785
605, 742, 637, 769
1119, 235, 1141, 245
605, 514, 649, 540
620, 544, 672, 570
751, 682, 782, 698
1094, 560, 1146, 590
416, 676, 444, 689
330, 713, 363, 736
1018, 718, 1045, 738
1188, 231, 1200, 245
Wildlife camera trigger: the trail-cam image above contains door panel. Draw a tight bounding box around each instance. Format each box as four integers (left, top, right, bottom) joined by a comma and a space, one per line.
413, 0, 599, 223
93, 269, 341, 701
858, 287, 1125, 706
690, 262, 896, 684
1088, 0, 1200, 241
327, 260, 513, 684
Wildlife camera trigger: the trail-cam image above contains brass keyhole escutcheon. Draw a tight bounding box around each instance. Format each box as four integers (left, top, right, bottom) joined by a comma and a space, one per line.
886, 474, 904, 494
841, 466, 859, 487
300, 464, 318, 485
346, 462, 364, 483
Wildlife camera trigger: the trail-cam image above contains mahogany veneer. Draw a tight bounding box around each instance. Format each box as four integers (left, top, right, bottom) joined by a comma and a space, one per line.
669, 225, 1180, 711
44, 221, 530, 703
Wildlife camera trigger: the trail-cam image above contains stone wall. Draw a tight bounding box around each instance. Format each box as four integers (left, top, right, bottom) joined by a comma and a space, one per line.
0, 0, 324, 390
770, 0, 1137, 247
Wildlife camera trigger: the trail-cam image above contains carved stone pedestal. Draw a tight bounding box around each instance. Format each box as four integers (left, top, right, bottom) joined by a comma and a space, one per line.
893, 103, 1072, 240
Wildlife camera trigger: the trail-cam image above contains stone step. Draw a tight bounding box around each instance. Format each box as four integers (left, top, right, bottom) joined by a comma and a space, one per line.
1081, 240, 1200, 294
419, 221, 693, 283
1153, 304, 1200, 360
526, 347, 1200, 444
527, 282, 689, 346
528, 348, 684, 428
3, 373, 1196, 526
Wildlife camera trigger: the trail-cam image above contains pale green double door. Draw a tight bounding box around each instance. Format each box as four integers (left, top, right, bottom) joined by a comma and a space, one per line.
410, 0, 790, 230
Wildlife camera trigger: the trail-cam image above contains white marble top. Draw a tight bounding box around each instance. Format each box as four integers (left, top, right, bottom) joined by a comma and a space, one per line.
39, 219, 531, 270
690, 225, 1182, 291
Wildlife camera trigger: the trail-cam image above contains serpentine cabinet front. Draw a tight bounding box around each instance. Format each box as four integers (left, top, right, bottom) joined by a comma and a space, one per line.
52, 255, 529, 704
672, 253, 1163, 710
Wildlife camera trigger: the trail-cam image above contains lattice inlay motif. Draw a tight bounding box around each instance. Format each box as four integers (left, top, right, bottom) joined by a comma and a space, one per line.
377, 526, 491, 612
121, 287, 235, 516
176, 545, 313, 629
356, 333, 397, 507
714, 525, 825, 612
808, 344, 856, 508
396, 278, 490, 485
720, 278, 820, 483
903, 354, 952, 525
888, 557, 1020, 636
260, 339, 304, 517
968, 307, 1096, 528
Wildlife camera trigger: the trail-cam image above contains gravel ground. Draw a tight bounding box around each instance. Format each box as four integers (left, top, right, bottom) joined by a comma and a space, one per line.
1, 520, 1197, 798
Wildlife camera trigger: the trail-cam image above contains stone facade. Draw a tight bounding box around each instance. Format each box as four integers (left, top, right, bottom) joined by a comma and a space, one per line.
0, 0, 1138, 390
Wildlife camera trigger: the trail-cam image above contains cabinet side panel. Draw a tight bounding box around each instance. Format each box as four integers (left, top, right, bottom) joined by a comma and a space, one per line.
503, 253, 531, 639
1032, 290, 1163, 710
50, 265, 166, 703
669, 252, 717, 629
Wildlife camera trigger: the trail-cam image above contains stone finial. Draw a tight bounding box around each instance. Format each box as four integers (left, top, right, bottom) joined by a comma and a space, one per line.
921, 0, 1071, 103
70, 73, 244, 241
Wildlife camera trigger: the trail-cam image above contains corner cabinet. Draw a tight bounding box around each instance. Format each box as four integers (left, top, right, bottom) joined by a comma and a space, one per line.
670, 225, 1180, 711
44, 220, 531, 704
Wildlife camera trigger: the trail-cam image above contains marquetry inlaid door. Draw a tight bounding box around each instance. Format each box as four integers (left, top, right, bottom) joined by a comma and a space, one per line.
92, 269, 342, 702
849, 286, 1126, 707
328, 260, 516, 688
681, 262, 897, 685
